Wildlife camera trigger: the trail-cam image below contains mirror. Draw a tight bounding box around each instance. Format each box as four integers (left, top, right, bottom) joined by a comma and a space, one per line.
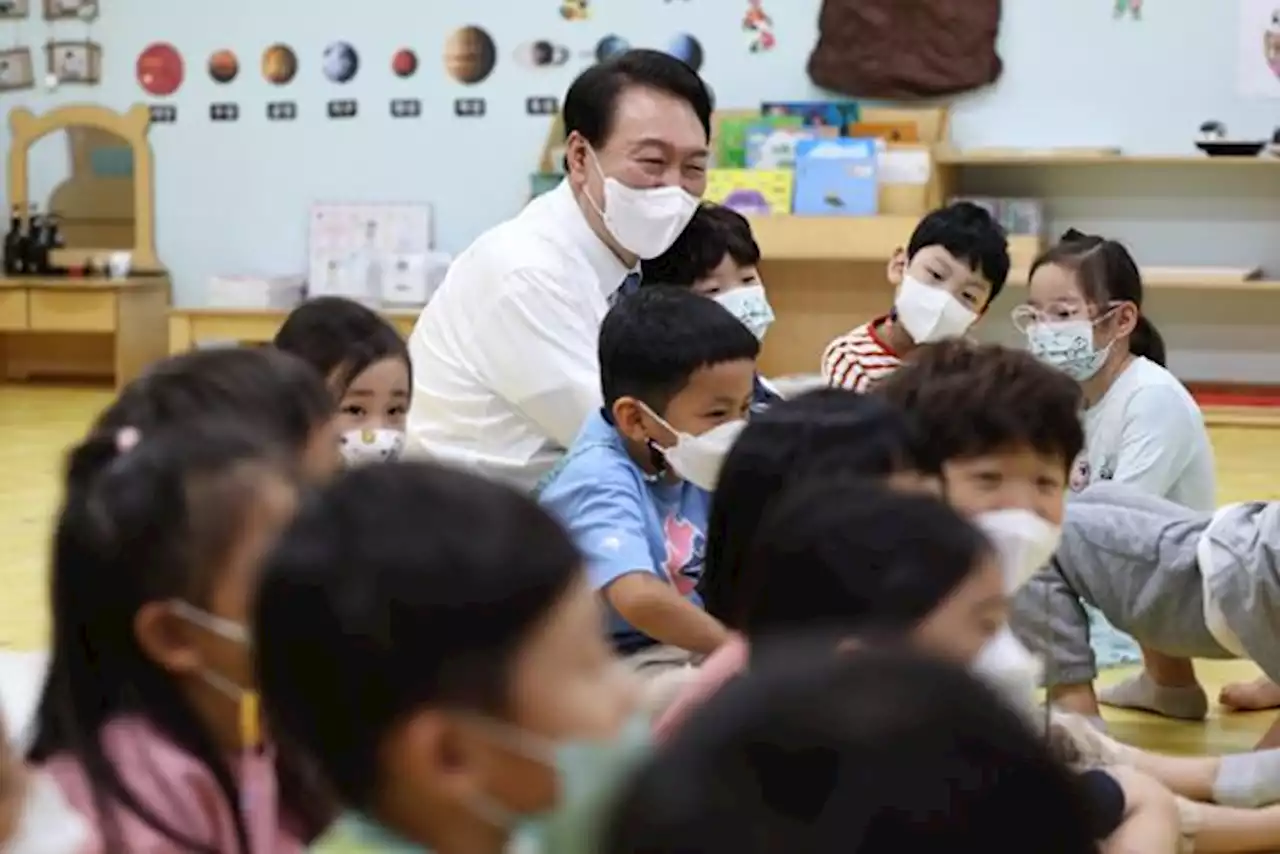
7, 104, 159, 273
27, 126, 136, 251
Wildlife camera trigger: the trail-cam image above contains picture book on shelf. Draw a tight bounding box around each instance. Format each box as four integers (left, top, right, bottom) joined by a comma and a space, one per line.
762, 100, 861, 129
745, 124, 838, 169
717, 114, 801, 168
793, 138, 878, 217
706, 168, 794, 216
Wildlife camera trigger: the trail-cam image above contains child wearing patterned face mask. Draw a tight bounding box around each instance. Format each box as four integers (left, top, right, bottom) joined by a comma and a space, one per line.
274, 296, 411, 467
821, 201, 1010, 393
258, 463, 643, 854
538, 287, 759, 706
641, 203, 780, 411
1015, 230, 1223, 724
26, 421, 324, 853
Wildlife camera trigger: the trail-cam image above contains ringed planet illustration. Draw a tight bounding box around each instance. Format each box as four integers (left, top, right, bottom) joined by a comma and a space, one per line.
208, 49, 238, 83
444, 26, 497, 84
323, 41, 359, 83
514, 40, 570, 68
136, 42, 184, 97
262, 43, 298, 85
392, 47, 418, 78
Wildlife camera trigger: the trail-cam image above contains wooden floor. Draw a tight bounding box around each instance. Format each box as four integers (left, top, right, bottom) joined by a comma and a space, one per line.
2, 384, 1280, 754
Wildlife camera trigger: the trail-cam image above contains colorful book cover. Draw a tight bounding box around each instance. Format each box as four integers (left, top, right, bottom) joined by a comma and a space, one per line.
717, 114, 800, 168
745, 125, 836, 169
705, 168, 795, 215
762, 100, 861, 131
793, 138, 879, 217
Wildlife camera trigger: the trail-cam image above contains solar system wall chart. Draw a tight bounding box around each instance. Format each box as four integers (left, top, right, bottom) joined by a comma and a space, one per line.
127, 8, 715, 126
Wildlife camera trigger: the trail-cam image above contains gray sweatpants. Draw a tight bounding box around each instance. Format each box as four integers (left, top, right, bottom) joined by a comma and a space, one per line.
1010, 483, 1233, 686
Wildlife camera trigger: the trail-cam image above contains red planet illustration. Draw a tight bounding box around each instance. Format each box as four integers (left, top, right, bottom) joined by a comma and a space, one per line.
137, 42, 184, 96
392, 48, 418, 78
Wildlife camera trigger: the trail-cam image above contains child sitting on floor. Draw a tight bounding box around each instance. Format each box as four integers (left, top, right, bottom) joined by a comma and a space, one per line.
538, 287, 758, 707
821, 201, 1010, 392
274, 296, 410, 466
641, 202, 781, 410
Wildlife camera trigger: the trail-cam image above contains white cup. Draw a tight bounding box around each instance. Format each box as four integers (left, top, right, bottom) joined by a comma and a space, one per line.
107, 251, 132, 280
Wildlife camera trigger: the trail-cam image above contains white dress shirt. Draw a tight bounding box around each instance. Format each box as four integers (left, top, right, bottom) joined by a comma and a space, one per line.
404, 180, 635, 491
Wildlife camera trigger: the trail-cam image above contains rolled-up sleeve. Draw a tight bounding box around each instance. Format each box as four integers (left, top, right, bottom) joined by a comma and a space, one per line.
478, 267, 603, 449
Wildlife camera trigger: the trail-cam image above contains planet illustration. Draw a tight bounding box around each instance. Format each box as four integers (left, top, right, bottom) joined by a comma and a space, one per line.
262, 44, 298, 85
392, 48, 418, 78
444, 25, 497, 84
136, 42, 184, 96
323, 41, 359, 83
208, 49, 238, 83
594, 35, 629, 63
665, 33, 703, 72
514, 40, 570, 68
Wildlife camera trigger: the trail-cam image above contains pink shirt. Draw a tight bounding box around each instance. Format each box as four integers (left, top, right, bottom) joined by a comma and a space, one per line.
40, 715, 305, 854
654, 634, 750, 740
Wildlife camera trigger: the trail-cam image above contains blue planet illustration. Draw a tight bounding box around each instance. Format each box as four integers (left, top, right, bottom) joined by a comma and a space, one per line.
594, 34, 629, 63
323, 41, 359, 83
665, 33, 703, 72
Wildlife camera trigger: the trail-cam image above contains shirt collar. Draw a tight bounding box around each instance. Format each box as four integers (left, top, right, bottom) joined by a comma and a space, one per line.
544, 179, 637, 299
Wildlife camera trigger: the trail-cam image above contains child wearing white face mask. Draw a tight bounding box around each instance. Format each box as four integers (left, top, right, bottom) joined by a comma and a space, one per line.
538, 287, 758, 709
274, 296, 411, 467
1016, 230, 1219, 724
641, 203, 781, 412
821, 202, 1010, 393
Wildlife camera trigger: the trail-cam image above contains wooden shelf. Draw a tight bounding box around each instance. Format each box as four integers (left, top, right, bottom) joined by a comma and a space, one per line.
747, 214, 1041, 269
937, 149, 1280, 168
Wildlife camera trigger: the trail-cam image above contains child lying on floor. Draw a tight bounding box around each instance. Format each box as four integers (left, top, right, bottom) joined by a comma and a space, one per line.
1011, 482, 1280, 751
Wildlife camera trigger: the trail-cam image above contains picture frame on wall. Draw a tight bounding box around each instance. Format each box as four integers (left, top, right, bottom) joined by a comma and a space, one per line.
0, 0, 31, 20
0, 47, 35, 90
42, 0, 97, 20
45, 39, 102, 84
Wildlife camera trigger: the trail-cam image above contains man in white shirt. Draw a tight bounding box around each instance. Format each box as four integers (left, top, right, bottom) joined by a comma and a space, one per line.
405, 50, 712, 490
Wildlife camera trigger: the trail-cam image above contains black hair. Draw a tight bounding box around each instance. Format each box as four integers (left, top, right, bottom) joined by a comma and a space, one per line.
94, 347, 334, 460
877, 340, 1085, 476
1030, 228, 1165, 366
907, 202, 1011, 305
599, 285, 759, 413
641, 203, 760, 287
603, 646, 1101, 854
26, 421, 295, 854
735, 478, 990, 640
254, 461, 582, 811
273, 296, 411, 392
700, 389, 938, 627
563, 48, 712, 162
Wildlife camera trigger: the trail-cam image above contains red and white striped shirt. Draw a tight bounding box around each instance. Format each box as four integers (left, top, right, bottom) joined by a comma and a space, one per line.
821, 315, 903, 393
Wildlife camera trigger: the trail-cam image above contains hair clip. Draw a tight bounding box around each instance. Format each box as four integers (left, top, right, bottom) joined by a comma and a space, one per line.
115, 426, 141, 453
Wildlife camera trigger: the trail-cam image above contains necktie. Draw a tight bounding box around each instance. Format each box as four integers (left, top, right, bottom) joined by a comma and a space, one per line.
610, 272, 642, 306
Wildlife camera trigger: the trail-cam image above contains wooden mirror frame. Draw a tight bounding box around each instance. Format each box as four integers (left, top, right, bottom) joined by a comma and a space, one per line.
7, 103, 160, 272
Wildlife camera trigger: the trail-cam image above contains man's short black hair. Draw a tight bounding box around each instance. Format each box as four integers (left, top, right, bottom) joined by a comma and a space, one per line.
875, 340, 1084, 475
907, 202, 1011, 305
563, 49, 713, 154
600, 286, 759, 414
641, 203, 760, 287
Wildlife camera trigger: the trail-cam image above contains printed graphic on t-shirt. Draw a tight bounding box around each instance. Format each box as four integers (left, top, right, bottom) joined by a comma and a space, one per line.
1069, 454, 1090, 492
662, 513, 705, 595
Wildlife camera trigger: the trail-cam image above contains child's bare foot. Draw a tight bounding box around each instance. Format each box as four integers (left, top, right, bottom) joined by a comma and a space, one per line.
1048, 682, 1103, 719
1219, 675, 1280, 712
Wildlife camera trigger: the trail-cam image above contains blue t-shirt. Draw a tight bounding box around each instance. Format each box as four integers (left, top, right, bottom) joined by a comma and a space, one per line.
538, 410, 711, 653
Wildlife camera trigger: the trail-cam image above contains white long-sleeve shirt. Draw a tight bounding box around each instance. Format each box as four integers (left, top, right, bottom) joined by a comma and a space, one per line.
404, 180, 635, 491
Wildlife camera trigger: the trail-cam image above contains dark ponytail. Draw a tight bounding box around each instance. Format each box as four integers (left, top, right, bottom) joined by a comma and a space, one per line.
1031, 230, 1162, 364
27, 420, 288, 854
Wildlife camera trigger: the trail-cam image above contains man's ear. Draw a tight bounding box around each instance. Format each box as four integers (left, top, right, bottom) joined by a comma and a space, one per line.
886, 248, 907, 286
611, 397, 649, 444
564, 131, 590, 182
